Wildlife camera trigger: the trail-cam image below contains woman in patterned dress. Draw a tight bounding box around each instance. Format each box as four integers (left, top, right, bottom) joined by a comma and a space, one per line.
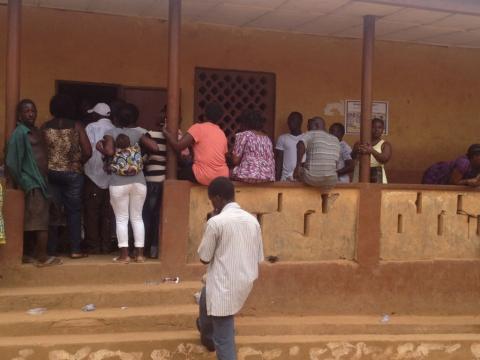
231, 110, 275, 183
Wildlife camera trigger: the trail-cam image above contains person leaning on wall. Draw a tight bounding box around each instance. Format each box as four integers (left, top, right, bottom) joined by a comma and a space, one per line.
422, 144, 480, 186
6, 99, 62, 266
163, 102, 229, 186
352, 118, 392, 183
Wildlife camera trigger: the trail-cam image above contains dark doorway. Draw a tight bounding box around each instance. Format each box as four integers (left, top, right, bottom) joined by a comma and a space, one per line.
56, 81, 120, 125
56, 81, 168, 130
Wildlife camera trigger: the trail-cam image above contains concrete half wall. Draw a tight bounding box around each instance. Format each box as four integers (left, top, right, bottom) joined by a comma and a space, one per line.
1, 182, 480, 315
189, 185, 359, 262
381, 190, 480, 260
157, 180, 480, 315
189, 184, 480, 263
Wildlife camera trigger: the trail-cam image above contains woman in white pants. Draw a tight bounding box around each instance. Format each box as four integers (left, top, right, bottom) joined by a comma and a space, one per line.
97, 103, 158, 263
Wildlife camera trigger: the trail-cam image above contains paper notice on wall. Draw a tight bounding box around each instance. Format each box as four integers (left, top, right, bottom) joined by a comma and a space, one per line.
345, 100, 389, 134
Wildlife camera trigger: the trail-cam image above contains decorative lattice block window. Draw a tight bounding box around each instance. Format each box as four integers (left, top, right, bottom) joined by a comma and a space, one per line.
194, 67, 276, 148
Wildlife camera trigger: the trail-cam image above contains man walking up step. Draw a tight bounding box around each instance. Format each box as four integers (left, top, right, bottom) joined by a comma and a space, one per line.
197, 177, 264, 360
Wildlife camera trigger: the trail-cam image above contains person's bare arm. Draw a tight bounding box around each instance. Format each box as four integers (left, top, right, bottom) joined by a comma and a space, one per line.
163, 127, 194, 152
337, 159, 355, 176
293, 141, 306, 180
351, 141, 361, 160
361, 141, 392, 164
75, 122, 92, 163
231, 153, 241, 167
449, 168, 480, 186
97, 135, 115, 157
458, 175, 480, 186
275, 149, 284, 181
139, 134, 159, 153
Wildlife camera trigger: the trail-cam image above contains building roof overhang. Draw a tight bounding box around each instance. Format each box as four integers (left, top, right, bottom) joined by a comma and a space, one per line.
3, 0, 480, 48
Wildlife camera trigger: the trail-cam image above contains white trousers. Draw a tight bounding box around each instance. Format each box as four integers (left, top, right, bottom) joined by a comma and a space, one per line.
109, 183, 147, 248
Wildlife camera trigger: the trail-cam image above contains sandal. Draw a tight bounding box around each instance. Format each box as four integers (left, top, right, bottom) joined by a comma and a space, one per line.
135, 256, 146, 263
36, 256, 63, 268
22, 255, 36, 264
112, 256, 130, 264
70, 253, 88, 259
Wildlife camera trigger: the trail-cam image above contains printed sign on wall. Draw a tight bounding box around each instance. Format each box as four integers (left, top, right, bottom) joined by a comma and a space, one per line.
345, 100, 389, 134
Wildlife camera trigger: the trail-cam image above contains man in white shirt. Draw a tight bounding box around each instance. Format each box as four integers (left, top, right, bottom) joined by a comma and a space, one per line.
83, 103, 115, 254
197, 177, 264, 360
275, 112, 304, 181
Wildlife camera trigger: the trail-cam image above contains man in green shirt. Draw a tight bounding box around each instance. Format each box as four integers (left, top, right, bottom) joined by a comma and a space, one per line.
6, 99, 61, 266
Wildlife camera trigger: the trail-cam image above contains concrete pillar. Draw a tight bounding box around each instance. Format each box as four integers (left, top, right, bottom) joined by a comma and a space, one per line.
166, 0, 181, 179
359, 15, 376, 183
5, 0, 22, 141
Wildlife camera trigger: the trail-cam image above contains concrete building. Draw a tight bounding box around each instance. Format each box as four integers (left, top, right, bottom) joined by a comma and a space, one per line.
2, 1, 480, 358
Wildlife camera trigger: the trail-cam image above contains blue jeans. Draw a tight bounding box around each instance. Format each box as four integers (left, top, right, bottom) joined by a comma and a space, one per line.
48, 170, 84, 254
199, 287, 237, 360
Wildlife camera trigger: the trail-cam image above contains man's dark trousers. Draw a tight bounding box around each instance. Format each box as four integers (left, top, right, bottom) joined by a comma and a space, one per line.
198, 286, 236, 360
84, 176, 112, 253
142, 181, 163, 258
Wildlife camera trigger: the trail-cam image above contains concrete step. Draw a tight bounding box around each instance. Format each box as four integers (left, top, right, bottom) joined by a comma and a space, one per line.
0, 304, 199, 336
0, 281, 201, 311
0, 255, 203, 287
2, 331, 480, 359
236, 314, 480, 336
3, 304, 480, 338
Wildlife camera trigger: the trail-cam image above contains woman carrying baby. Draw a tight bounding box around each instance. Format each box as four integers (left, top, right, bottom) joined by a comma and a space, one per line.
97, 103, 158, 263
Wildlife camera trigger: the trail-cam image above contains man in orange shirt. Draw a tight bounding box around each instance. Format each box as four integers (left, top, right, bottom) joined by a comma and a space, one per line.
163, 103, 229, 185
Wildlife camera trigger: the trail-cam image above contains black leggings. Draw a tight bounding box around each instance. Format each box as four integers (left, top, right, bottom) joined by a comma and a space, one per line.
178, 162, 198, 183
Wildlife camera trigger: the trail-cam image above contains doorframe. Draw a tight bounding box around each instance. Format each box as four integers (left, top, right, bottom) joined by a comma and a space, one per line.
119, 85, 168, 97
55, 79, 122, 96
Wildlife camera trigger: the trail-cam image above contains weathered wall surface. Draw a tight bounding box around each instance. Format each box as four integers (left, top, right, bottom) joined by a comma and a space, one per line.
380, 190, 480, 260
190, 185, 480, 263
0, 190, 24, 264
1, 6, 480, 181
188, 185, 359, 262
0, 6, 5, 158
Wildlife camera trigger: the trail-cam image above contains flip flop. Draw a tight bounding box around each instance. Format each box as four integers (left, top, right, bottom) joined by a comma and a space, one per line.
70, 253, 88, 259
112, 256, 130, 264
36, 256, 63, 268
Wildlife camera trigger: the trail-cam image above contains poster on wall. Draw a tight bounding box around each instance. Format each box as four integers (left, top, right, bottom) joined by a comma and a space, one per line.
345, 100, 389, 134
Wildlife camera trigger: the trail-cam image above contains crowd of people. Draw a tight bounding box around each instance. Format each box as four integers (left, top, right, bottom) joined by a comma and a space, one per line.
6, 96, 164, 266
6, 95, 480, 360
6, 95, 480, 267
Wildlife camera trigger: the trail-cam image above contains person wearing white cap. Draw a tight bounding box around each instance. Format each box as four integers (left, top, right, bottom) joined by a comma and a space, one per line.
84, 102, 115, 254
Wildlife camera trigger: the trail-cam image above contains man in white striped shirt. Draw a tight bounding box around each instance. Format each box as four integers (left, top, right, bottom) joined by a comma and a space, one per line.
293, 116, 340, 190
197, 177, 264, 360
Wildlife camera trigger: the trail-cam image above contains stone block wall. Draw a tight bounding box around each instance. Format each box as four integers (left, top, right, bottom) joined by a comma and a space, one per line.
188, 186, 359, 262
380, 190, 480, 260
